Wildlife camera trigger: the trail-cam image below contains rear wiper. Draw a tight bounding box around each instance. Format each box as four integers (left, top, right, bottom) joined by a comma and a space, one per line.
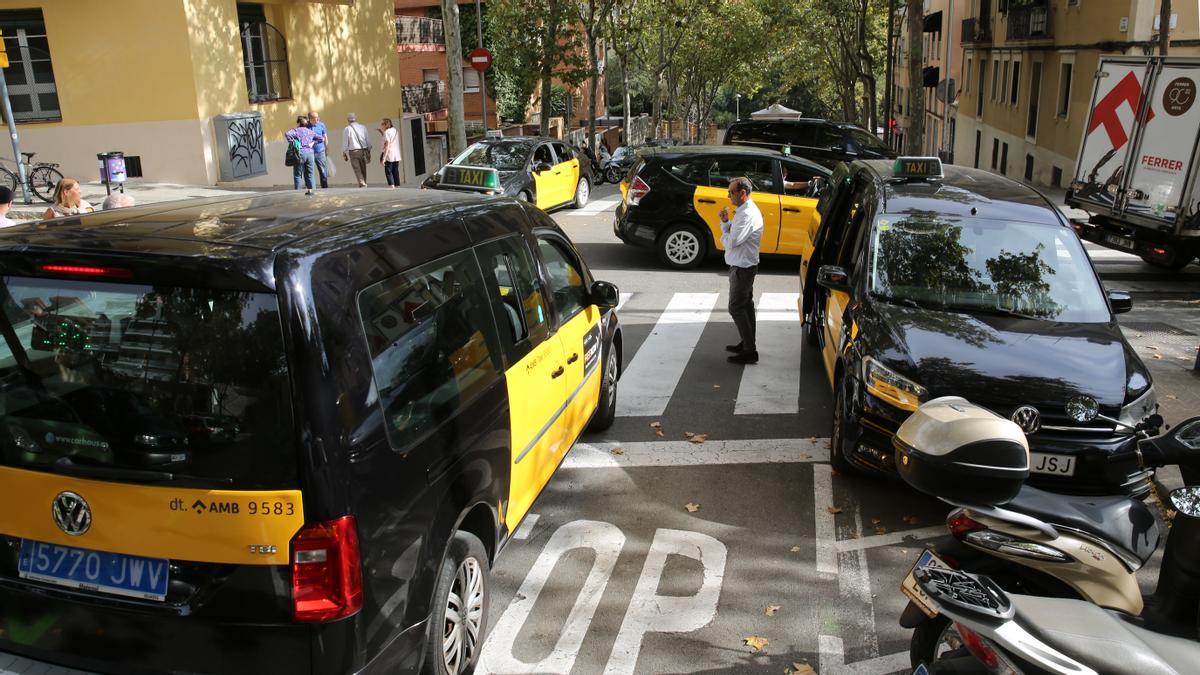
51, 457, 234, 486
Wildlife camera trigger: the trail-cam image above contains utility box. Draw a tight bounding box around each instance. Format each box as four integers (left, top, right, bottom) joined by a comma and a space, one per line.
213, 112, 267, 180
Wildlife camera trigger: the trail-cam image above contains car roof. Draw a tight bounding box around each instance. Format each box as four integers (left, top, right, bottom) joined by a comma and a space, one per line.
856, 160, 1066, 225
642, 144, 810, 161
474, 136, 555, 147
0, 189, 492, 260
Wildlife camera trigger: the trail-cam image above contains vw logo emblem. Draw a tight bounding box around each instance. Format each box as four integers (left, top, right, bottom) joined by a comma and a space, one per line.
1011, 405, 1042, 435
52, 491, 92, 536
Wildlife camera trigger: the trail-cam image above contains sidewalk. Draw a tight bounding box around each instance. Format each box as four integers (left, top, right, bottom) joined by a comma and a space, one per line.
9, 180, 275, 222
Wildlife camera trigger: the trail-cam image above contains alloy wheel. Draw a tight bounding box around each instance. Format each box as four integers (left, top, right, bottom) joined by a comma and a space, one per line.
442, 557, 485, 674
576, 179, 590, 207
664, 230, 700, 266
605, 347, 618, 407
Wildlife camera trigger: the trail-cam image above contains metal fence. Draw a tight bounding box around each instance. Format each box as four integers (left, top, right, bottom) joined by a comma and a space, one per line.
396, 16, 444, 45
1007, 6, 1052, 40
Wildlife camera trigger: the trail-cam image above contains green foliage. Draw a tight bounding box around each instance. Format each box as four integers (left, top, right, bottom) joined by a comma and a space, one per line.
548, 84, 570, 118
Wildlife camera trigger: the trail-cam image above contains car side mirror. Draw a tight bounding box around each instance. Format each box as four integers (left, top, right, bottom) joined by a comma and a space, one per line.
817, 265, 851, 293
590, 280, 620, 310
1108, 289, 1133, 314
534, 162, 552, 173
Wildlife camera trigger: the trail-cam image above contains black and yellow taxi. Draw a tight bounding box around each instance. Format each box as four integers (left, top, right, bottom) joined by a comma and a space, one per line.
613, 145, 830, 269
0, 189, 622, 674
422, 136, 593, 212
802, 157, 1159, 495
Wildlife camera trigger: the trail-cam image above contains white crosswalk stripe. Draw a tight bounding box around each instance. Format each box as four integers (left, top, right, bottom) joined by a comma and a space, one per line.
615, 292, 718, 417
735, 293, 802, 415
563, 198, 619, 216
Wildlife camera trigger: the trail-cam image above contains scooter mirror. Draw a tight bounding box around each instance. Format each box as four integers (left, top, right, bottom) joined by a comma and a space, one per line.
1065, 395, 1099, 423
1169, 417, 1200, 450
1169, 486, 1200, 517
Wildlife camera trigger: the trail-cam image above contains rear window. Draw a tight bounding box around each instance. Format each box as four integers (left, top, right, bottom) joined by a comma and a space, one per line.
0, 276, 296, 489
728, 122, 819, 147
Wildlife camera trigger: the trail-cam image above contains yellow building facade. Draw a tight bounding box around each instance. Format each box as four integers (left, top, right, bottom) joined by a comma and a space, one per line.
0, 0, 404, 186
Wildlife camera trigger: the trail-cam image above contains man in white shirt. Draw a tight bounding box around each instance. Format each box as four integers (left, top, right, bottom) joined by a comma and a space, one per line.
720, 176, 764, 364
342, 112, 373, 187
0, 186, 15, 228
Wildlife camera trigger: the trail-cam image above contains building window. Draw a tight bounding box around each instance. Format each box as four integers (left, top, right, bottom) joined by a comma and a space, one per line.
1024, 154, 1034, 181
1052, 166, 1063, 187
1057, 62, 1073, 118
1001, 60, 1010, 103
991, 138, 999, 170
422, 68, 439, 83
1010, 60, 1021, 105
991, 60, 1000, 102
462, 67, 480, 94
965, 58, 972, 92
1001, 142, 1009, 175
0, 9, 61, 122
1027, 61, 1043, 138
238, 3, 292, 103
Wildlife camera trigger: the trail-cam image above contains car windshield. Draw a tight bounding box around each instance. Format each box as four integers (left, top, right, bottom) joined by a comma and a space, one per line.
451, 141, 531, 171
868, 215, 1110, 322
0, 276, 296, 488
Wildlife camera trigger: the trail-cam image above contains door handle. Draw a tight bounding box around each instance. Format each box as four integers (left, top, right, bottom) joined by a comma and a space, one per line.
567, 353, 579, 364
551, 365, 565, 379
698, 198, 717, 204
783, 207, 801, 213
554, 171, 562, 175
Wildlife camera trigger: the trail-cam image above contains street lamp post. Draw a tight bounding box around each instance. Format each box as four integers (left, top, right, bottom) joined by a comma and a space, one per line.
735, 94, 741, 121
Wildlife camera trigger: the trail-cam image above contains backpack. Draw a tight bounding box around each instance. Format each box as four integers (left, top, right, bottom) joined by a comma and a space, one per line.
284, 138, 301, 167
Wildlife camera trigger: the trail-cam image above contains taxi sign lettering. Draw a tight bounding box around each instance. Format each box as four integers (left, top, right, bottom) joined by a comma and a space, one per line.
894, 157, 943, 179
443, 165, 500, 191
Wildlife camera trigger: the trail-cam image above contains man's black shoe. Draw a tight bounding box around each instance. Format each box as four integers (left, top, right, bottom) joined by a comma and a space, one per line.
727, 350, 759, 364
725, 342, 743, 353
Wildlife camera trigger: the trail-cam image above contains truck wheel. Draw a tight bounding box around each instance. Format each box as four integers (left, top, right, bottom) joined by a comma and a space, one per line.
1139, 245, 1195, 270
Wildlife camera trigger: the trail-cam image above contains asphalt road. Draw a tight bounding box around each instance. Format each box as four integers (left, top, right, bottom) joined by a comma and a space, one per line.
476, 183, 1200, 675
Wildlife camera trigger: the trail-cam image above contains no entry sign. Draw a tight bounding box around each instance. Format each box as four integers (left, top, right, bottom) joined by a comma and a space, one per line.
469, 47, 493, 72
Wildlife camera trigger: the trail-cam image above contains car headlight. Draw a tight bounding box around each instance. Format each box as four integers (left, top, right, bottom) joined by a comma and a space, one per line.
1118, 386, 1157, 428
863, 357, 927, 412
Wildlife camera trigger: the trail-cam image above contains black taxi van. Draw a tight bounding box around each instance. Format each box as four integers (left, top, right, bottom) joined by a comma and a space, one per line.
421, 136, 593, 213
802, 157, 1158, 496
613, 145, 830, 269
0, 189, 622, 674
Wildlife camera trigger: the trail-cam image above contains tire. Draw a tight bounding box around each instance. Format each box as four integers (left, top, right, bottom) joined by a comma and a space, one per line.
1139, 246, 1195, 270
909, 616, 958, 669
803, 316, 820, 348
657, 223, 707, 270
0, 169, 16, 194
830, 374, 858, 474
572, 178, 590, 209
423, 532, 490, 675
29, 166, 64, 204
606, 166, 622, 184
588, 341, 619, 431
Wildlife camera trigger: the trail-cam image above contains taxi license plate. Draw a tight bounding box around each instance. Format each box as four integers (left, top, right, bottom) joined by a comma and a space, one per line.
19, 539, 169, 601
1030, 452, 1076, 476
1104, 234, 1135, 251
901, 549, 952, 618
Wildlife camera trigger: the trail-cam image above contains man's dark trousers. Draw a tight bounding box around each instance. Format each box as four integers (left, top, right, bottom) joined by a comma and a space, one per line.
728, 265, 757, 352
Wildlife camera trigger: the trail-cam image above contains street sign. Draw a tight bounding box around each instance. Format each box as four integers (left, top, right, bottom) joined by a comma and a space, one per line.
469, 47, 492, 72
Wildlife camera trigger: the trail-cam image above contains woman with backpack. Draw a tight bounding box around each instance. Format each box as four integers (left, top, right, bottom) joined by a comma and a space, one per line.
284, 116, 318, 195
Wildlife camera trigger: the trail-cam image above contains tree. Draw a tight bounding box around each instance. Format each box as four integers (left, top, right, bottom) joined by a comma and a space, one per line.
607, 0, 646, 134
904, 0, 924, 155
442, 0, 467, 153
576, 0, 618, 152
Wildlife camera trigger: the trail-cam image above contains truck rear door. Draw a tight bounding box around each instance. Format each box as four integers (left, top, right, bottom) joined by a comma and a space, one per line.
1071, 57, 1152, 217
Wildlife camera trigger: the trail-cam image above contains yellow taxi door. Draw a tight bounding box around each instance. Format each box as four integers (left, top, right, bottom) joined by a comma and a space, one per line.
536, 236, 603, 443
474, 234, 567, 529
778, 160, 824, 257
822, 289, 850, 384
691, 155, 783, 253
553, 142, 581, 205
693, 186, 782, 254
819, 193, 873, 385
532, 143, 558, 210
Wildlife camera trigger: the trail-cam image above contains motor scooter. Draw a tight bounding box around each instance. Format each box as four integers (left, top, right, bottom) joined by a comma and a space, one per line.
892, 397, 1200, 669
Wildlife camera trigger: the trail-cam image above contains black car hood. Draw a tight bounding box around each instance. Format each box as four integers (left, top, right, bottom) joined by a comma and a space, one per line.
864, 303, 1143, 410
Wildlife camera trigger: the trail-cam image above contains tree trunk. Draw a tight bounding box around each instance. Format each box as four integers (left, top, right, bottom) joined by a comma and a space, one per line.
1159, 0, 1172, 54
905, 0, 925, 156
858, 0, 877, 132
586, 33, 599, 154
443, 0, 467, 154
883, 0, 898, 145
651, 26, 665, 139
539, 18, 557, 137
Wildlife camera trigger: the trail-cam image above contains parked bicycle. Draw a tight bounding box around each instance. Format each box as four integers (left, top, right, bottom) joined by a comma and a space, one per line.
0, 152, 65, 203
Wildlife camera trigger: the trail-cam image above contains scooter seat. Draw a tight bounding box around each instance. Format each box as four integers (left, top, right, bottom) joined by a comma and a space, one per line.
1005, 485, 1160, 565
1011, 594, 1200, 675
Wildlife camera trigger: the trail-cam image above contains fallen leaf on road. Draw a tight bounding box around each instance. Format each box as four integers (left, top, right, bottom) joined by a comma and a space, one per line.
689, 433, 708, 444
790, 545, 802, 553
1167, 394, 1179, 400
1153, 354, 1163, 359
826, 506, 843, 514
876, 526, 888, 535
800, 453, 811, 460
611, 447, 624, 455
743, 636, 769, 652
684, 431, 695, 438
765, 604, 781, 616
809, 436, 818, 443
649, 421, 662, 429
790, 663, 817, 675
713, 384, 721, 389
831, 468, 841, 477
685, 502, 700, 513
655, 429, 665, 437
1148, 345, 1160, 350
871, 518, 882, 525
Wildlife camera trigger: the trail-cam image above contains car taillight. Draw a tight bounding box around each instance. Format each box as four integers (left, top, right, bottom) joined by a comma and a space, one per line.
955, 624, 1019, 674
947, 509, 986, 541
291, 515, 363, 623
628, 176, 651, 205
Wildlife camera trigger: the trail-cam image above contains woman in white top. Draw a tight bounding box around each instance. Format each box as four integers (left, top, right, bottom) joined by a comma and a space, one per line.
378, 118, 402, 188
43, 178, 95, 219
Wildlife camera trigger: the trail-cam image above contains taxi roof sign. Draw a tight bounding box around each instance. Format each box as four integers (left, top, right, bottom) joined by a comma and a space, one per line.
441, 164, 501, 192
893, 157, 943, 180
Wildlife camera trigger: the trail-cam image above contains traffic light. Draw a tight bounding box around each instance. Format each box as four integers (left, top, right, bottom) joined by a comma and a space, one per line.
888, 118, 897, 129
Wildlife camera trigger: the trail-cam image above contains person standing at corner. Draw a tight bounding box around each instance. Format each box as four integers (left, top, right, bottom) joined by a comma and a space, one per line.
285, 116, 317, 195
308, 111, 329, 189
43, 178, 96, 219
379, 118, 402, 188
342, 112, 372, 187
720, 176, 763, 364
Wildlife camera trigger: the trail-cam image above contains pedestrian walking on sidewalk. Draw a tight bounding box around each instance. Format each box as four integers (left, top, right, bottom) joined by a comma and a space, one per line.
308, 111, 330, 189
379, 118, 401, 188
720, 176, 763, 364
43, 178, 95, 219
0, 186, 15, 228
342, 112, 372, 187
285, 116, 318, 195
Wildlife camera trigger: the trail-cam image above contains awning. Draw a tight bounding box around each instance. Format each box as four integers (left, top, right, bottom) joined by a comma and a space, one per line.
750, 103, 804, 120
923, 66, 940, 88
924, 11, 942, 33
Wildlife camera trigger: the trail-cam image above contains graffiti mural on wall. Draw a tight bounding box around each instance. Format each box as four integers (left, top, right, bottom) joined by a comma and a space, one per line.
228, 117, 266, 178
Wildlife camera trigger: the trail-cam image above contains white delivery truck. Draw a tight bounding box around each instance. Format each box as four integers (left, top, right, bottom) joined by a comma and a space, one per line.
1067, 56, 1200, 269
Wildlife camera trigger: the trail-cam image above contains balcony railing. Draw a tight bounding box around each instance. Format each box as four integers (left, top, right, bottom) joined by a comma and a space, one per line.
403, 81, 446, 114
961, 17, 992, 44
396, 16, 444, 45
1006, 6, 1052, 40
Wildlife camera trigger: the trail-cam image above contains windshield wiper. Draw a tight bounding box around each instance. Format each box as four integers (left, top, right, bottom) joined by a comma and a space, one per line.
954, 305, 1045, 321
873, 294, 943, 310
51, 457, 234, 486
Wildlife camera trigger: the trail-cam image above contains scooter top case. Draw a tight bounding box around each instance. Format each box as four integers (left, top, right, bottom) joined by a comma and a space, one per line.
894, 397, 1030, 506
